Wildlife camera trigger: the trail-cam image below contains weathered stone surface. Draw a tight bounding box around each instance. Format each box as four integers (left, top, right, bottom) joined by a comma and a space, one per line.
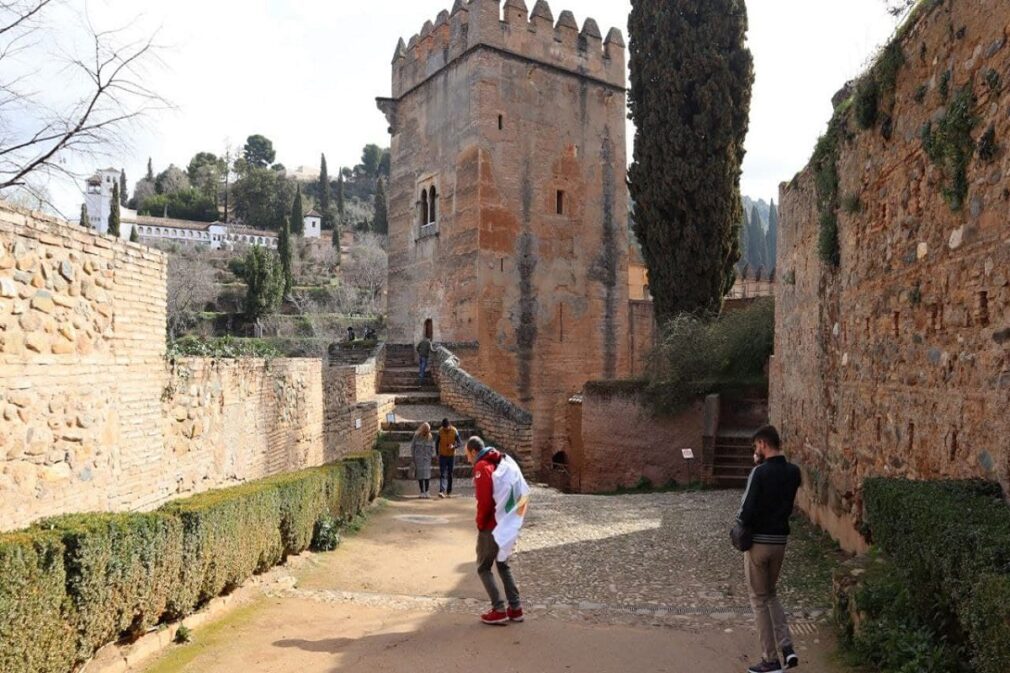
770, 0, 1010, 552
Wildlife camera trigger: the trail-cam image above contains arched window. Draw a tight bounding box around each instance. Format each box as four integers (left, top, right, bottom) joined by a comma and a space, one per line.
420, 190, 429, 226
429, 186, 437, 223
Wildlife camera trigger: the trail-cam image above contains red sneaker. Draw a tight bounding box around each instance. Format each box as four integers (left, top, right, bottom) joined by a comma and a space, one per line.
507, 607, 525, 623
481, 609, 509, 625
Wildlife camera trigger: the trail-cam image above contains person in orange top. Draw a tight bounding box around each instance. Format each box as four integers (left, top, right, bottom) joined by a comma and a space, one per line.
437, 418, 461, 498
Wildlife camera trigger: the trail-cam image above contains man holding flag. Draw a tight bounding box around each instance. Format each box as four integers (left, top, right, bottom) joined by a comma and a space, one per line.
465, 436, 530, 626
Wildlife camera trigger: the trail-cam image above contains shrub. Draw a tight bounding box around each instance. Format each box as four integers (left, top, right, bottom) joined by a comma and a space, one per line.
863, 479, 1010, 673
0, 532, 75, 673
262, 470, 329, 557
38, 513, 184, 659
921, 85, 978, 211
161, 482, 284, 616
646, 298, 774, 412
311, 515, 342, 552
167, 335, 281, 359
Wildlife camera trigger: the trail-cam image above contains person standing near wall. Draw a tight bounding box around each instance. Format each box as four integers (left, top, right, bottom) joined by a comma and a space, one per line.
735, 425, 802, 673
416, 336, 433, 384
411, 423, 435, 499
437, 418, 461, 498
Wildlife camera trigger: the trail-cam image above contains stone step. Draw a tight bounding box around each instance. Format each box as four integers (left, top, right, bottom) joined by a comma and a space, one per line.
392, 392, 442, 405
714, 446, 753, 459
713, 464, 753, 478
378, 384, 439, 394
714, 456, 754, 468
383, 428, 478, 443
713, 476, 748, 489
716, 434, 754, 447
396, 465, 473, 480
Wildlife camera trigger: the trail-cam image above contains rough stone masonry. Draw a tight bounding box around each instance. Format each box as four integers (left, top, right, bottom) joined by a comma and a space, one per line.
771, 0, 1010, 552
377, 0, 632, 473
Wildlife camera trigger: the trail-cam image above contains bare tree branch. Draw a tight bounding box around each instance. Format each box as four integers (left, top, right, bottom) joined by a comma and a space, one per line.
0, 1, 167, 194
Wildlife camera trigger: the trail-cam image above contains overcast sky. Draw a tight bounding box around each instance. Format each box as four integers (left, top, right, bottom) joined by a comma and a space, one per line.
22, 0, 898, 216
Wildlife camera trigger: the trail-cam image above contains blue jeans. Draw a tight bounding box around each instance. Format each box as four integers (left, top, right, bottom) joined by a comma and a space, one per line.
419, 356, 428, 381
439, 455, 455, 494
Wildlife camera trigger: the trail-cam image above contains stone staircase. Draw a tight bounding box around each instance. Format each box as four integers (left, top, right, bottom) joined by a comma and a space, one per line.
711, 397, 768, 489
380, 344, 478, 481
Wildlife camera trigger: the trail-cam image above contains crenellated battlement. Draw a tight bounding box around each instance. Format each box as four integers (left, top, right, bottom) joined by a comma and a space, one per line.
389, 0, 626, 99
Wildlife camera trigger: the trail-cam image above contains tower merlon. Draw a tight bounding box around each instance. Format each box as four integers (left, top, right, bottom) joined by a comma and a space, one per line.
390, 1, 627, 99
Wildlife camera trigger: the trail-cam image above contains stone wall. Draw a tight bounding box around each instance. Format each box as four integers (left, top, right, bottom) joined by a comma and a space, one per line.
569, 382, 707, 493
628, 300, 656, 378
434, 345, 534, 472
770, 0, 1010, 551
0, 202, 386, 531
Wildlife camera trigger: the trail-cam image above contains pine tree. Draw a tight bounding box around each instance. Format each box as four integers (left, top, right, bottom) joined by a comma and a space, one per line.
319, 154, 334, 231
336, 172, 345, 222
766, 199, 779, 271
146, 158, 154, 181
627, 0, 753, 321
278, 216, 293, 296
109, 183, 121, 237
79, 204, 91, 229
372, 177, 388, 235
119, 170, 129, 206
129, 225, 139, 243
290, 185, 304, 236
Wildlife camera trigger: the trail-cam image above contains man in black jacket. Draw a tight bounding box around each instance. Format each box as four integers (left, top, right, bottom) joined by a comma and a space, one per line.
738, 425, 802, 673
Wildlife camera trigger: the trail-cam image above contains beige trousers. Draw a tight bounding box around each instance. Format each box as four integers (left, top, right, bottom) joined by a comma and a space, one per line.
745, 543, 794, 662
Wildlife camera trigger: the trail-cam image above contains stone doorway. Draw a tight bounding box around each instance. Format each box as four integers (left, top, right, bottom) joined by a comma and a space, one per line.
424, 318, 433, 340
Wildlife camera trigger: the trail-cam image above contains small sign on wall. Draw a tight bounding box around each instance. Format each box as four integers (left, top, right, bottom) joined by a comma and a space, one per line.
355, 418, 362, 429
681, 448, 695, 460
386, 413, 396, 424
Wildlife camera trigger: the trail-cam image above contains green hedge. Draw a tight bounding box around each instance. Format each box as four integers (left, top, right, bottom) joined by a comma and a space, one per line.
0, 452, 384, 673
0, 532, 75, 673
863, 478, 1010, 673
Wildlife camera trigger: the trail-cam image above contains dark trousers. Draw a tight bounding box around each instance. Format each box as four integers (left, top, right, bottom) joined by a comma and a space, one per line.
439, 455, 455, 494
476, 530, 521, 612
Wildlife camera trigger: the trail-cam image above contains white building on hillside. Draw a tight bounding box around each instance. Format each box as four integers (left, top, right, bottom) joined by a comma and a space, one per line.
83, 169, 320, 249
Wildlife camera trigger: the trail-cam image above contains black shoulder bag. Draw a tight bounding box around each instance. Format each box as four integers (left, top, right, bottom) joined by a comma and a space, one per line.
730, 522, 753, 552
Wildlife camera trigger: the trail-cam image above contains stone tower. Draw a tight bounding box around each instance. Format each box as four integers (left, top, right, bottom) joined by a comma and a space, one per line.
377, 0, 630, 471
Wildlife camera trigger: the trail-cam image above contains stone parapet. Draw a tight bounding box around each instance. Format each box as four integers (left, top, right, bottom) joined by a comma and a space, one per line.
389, 0, 625, 100
433, 344, 534, 472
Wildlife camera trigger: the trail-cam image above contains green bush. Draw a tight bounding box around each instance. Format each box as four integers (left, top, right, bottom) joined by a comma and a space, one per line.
0, 452, 387, 672
262, 470, 328, 557
863, 479, 1010, 673
0, 532, 75, 673
161, 482, 284, 616
646, 298, 773, 412
167, 335, 281, 359
38, 513, 184, 659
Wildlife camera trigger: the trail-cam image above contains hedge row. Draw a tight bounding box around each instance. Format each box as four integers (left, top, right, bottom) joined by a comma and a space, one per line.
0, 452, 385, 673
863, 478, 1010, 673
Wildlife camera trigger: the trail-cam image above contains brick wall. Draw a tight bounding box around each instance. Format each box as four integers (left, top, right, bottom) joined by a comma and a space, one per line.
571, 383, 706, 493
628, 300, 656, 378
0, 202, 386, 531
770, 0, 1010, 551
434, 345, 534, 473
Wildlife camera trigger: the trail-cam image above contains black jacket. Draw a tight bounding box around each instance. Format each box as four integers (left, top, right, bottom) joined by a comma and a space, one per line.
736, 456, 802, 545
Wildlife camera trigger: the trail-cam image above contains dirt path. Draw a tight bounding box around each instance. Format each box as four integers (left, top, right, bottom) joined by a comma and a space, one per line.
140, 485, 848, 673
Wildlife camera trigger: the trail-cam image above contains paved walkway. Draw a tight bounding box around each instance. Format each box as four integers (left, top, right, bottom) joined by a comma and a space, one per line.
140, 484, 849, 673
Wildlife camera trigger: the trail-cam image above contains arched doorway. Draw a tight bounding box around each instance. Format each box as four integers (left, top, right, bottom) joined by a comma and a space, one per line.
424, 318, 433, 340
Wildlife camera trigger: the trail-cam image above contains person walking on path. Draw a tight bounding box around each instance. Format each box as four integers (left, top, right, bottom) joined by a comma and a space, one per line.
437, 418, 461, 498
411, 423, 436, 499
465, 436, 530, 626
416, 336, 432, 384
736, 425, 802, 673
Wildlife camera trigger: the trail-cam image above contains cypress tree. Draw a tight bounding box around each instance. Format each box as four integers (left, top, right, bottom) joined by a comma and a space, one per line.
290, 185, 304, 236
79, 204, 91, 229
373, 177, 388, 235
628, 0, 753, 321
336, 172, 345, 222
129, 225, 139, 243
749, 204, 766, 268
241, 245, 283, 322
278, 216, 293, 296
119, 170, 129, 206
766, 199, 779, 270
319, 154, 333, 231
146, 158, 154, 182
109, 183, 121, 237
